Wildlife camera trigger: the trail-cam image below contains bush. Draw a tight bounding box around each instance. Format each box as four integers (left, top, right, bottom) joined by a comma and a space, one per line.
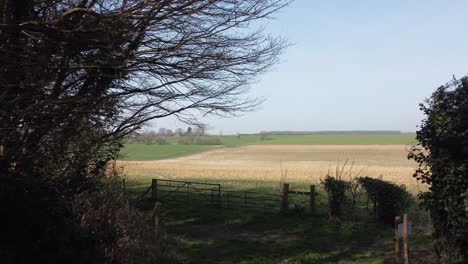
194, 137, 222, 145
358, 177, 412, 225
73, 178, 158, 264
155, 136, 168, 145
321, 176, 349, 218
409, 77, 468, 263
0, 175, 158, 264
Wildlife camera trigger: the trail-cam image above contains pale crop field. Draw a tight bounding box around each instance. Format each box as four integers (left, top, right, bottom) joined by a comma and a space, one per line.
119, 144, 427, 193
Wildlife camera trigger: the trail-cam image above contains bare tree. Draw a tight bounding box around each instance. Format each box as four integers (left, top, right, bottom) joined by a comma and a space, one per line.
174, 128, 184, 136
193, 126, 205, 136
259, 131, 270, 140
0, 0, 290, 175
0, 1, 290, 261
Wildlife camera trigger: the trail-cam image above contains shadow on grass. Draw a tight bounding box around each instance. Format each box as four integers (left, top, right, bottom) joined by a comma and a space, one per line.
132, 196, 395, 264
128, 180, 434, 264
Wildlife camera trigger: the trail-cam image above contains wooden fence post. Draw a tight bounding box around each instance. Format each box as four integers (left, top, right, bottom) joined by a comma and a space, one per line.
151, 179, 158, 200
310, 185, 316, 213
281, 183, 289, 212
403, 214, 410, 264
395, 216, 401, 263
154, 202, 161, 256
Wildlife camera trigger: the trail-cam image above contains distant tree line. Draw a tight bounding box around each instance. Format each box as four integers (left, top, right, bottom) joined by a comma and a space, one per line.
126, 126, 207, 144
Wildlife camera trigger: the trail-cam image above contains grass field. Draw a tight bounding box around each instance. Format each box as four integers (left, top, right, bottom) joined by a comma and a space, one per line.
120, 133, 417, 161
227, 133, 417, 146
119, 143, 217, 161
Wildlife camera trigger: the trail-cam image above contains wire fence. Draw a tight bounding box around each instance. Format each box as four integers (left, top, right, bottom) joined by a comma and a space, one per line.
143, 179, 283, 212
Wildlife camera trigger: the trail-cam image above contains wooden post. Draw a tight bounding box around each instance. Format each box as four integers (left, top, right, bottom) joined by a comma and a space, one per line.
151, 179, 158, 200
281, 183, 289, 212
395, 216, 401, 263
154, 202, 161, 256
403, 214, 410, 264
309, 185, 316, 213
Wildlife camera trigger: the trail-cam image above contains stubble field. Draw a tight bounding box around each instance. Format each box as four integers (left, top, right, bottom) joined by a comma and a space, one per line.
120, 143, 424, 193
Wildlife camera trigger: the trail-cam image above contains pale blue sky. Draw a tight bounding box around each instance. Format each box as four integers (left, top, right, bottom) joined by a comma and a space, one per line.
153, 0, 468, 134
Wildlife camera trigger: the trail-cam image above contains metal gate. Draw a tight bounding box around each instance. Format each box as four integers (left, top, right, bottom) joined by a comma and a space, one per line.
151, 179, 222, 206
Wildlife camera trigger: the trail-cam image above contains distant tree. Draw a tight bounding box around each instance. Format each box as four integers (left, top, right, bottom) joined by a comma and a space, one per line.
186, 127, 193, 135
174, 128, 184, 137
259, 131, 270, 140
409, 77, 468, 263
165, 129, 174, 137
193, 126, 205, 136
157, 128, 167, 136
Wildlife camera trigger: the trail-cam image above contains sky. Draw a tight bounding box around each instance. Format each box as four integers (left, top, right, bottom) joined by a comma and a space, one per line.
152, 0, 468, 135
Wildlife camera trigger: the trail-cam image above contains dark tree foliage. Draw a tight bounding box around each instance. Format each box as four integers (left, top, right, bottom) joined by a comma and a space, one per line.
358, 177, 412, 225
409, 77, 468, 263
0, 0, 289, 262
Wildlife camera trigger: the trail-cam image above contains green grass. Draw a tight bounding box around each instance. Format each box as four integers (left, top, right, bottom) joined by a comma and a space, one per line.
207, 134, 416, 146
128, 177, 434, 264
250, 134, 417, 145
119, 143, 217, 161
120, 134, 417, 161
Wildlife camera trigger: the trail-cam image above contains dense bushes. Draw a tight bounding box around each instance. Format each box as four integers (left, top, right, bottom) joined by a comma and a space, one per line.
73, 178, 158, 264
321, 175, 412, 225
358, 177, 412, 225
321, 176, 349, 218
0, 175, 158, 264
409, 77, 468, 263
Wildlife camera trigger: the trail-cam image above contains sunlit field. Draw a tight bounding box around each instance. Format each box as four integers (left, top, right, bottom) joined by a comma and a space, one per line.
119, 143, 425, 193
120, 135, 433, 263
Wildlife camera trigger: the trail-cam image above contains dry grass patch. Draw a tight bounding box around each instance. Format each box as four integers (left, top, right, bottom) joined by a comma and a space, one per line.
119, 145, 426, 192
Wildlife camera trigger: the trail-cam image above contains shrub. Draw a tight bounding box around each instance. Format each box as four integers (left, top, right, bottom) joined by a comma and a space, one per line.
194, 137, 222, 145
0, 175, 158, 264
358, 177, 412, 225
178, 136, 222, 145
155, 136, 168, 145
409, 77, 468, 263
321, 176, 349, 218
73, 178, 158, 264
